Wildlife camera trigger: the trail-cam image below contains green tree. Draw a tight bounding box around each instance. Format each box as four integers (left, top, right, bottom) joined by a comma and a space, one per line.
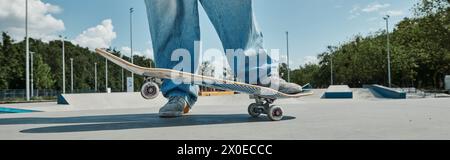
285, 0, 448, 89
393, 0, 450, 88
200, 61, 215, 77
34, 53, 55, 89
291, 63, 320, 87
0, 32, 157, 93
2, 32, 25, 89
0, 35, 6, 89
279, 63, 289, 81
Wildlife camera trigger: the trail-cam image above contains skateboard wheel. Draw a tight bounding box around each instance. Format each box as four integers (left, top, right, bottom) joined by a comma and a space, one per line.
248, 103, 262, 118
141, 82, 160, 100
268, 105, 283, 121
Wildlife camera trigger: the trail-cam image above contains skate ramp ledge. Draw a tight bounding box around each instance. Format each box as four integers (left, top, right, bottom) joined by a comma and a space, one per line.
57, 95, 69, 105
323, 85, 353, 99
57, 92, 166, 109
369, 85, 406, 99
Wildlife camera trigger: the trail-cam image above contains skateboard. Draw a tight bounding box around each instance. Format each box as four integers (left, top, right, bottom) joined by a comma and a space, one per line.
96, 48, 313, 121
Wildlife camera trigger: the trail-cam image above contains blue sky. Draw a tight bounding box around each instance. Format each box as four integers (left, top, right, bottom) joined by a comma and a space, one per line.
1, 0, 418, 69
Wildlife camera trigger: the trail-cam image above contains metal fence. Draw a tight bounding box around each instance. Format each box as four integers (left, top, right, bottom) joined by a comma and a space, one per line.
392, 87, 450, 98
0, 89, 126, 101
0, 89, 61, 101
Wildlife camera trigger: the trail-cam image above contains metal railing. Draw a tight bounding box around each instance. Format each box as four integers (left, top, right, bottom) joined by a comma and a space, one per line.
390, 84, 450, 98
0, 89, 60, 101
0, 89, 133, 102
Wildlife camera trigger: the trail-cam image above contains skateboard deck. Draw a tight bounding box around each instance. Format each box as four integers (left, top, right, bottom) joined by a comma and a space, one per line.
95, 48, 313, 99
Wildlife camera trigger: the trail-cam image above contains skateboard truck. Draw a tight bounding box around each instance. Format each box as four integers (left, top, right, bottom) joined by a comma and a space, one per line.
249, 95, 284, 121
141, 77, 160, 100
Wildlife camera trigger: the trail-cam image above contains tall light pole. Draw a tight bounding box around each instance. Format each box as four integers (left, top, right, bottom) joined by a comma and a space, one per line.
384, 15, 392, 88
25, 0, 30, 101
330, 56, 334, 85
105, 58, 108, 92
328, 46, 335, 86
30, 51, 34, 98
286, 31, 291, 83
70, 58, 74, 93
60, 35, 66, 94
121, 53, 124, 92
94, 62, 98, 92
130, 7, 134, 92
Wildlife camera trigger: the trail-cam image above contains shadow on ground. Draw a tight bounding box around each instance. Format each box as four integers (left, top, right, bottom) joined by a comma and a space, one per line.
0, 114, 295, 133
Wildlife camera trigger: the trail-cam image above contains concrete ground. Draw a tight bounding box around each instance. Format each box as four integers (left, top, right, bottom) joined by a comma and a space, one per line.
1, 89, 450, 140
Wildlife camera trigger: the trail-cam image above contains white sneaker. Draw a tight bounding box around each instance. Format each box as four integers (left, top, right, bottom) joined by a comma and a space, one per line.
259, 76, 303, 94
159, 96, 190, 118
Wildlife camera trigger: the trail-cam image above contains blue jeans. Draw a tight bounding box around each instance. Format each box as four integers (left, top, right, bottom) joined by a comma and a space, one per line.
144, 0, 275, 107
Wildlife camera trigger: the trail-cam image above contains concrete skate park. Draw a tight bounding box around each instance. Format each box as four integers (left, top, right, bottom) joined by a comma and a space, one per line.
1, 86, 450, 140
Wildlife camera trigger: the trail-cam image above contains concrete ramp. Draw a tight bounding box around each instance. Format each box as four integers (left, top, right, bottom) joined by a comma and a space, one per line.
323, 85, 353, 99
368, 85, 406, 99
352, 88, 381, 100
58, 92, 167, 110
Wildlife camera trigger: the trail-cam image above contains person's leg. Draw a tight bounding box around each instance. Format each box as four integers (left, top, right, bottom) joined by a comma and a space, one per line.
199, 0, 270, 83
144, 0, 200, 110
199, 0, 302, 94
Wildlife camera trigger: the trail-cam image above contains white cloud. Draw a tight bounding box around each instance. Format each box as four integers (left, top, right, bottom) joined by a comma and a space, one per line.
279, 55, 303, 69
279, 55, 295, 67
348, 14, 359, 20
368, 27, 378, 32
73, 19, 117, 50
301, 56, 319, 66
120, 46, 141, 57
367, 17, 379, 22
348, 5, 361, 20
144, 49, 154, 59
120, 46, 154, 59
120, 46, 131, 56
384, 10, 405, 17
0, 0, 65, 41
348, 3, 405, 20
350, 5, 361, 14
362, 3, 391, 13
